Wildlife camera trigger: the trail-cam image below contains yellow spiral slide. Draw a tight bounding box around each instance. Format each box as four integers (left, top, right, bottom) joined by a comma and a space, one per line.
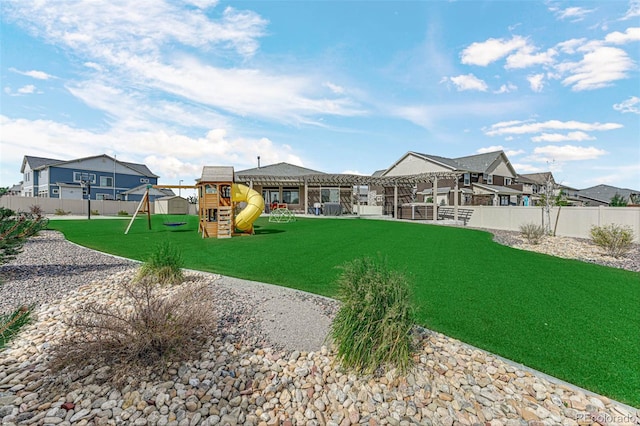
231, 183, 265, 232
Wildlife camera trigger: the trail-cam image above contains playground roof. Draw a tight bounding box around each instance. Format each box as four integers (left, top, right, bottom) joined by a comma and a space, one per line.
235, 171, 465, 187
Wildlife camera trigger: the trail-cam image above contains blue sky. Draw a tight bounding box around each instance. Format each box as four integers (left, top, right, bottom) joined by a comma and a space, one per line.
1, 0, 639, 191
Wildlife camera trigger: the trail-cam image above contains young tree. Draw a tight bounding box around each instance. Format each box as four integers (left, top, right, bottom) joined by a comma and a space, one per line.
609, 193, 628, 207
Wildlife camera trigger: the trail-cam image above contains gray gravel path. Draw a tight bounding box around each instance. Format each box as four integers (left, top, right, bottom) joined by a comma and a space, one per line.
0, 230, 338, 352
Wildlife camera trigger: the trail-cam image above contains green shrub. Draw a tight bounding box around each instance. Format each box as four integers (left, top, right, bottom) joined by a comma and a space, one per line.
117, 210, 129, 216
137, 241, 184, 284
519, 223, 544, 244
0, 306, 32, 349
590, 224, 634, 258
330, 256, 415, 374
54, 209, 69, 216
50, 278, 216, 384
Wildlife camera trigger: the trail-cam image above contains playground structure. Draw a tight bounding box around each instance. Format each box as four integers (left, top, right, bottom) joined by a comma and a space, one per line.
196, 166, 264, 238
268, 207, 296, 223
124, 166, 264, 238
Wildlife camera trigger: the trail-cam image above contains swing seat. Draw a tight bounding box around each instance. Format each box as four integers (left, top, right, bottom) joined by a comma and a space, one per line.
163, 222, 187, 227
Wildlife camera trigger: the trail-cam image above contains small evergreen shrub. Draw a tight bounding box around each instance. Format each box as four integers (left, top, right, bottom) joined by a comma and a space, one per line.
137, 241, 184, 284
0, 306, 32, 349
331, 256, 415, 374
590, 224, 634, 258
50, 278, 216, 384
519, 223, 544, 244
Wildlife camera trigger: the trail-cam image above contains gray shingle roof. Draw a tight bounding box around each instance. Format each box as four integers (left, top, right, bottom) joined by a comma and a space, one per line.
518, 172, 554, 185
236, 162, 325, 177
577, 184, 639, 204
200, 166, 235, 182
20, 154, 158, 177
453, 151, 503, 173
21, 155, 64, 172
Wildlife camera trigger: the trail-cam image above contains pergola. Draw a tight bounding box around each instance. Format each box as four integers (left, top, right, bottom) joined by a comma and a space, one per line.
235, 171, 467, 222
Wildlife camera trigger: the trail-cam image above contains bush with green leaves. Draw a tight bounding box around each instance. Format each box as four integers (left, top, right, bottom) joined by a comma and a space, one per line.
50, 277, 216, 384
330, 256, 415, 374
0, 306, 32, 349
590, 224, 635, 258
519, 223, 545, 245
137, 241, 185, 284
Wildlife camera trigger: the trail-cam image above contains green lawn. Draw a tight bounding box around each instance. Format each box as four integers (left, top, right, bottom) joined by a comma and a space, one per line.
47, 215, 640, 407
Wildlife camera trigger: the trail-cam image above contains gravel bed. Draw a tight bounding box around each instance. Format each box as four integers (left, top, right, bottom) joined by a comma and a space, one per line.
0, 231, 137, 316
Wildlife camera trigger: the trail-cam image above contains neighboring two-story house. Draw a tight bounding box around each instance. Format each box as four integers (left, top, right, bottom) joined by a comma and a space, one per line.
373, 150, 522, 213
20, 154, 171, 201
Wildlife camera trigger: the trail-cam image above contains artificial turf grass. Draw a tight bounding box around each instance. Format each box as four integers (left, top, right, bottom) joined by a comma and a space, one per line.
47, 216, 640, 407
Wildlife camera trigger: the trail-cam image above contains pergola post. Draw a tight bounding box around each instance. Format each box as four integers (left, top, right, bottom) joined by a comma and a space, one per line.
433, 176, 438, 221
304, 178, 308, 215
393, 184, 398, 218
454, 176, 459, 222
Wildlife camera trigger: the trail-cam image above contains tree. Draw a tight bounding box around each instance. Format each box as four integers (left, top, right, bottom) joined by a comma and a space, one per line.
0, 187, 8, 197
609, 193, 627, 207
0, 208, 49, 265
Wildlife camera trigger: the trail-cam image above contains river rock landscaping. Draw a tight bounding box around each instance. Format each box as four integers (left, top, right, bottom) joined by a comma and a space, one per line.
0, 231, 638, 425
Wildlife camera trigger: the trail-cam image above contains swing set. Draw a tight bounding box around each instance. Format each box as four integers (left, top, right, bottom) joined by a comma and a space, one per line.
124, 184, 195, 234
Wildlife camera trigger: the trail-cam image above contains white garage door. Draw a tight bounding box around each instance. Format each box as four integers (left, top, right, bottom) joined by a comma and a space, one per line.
60, 186, 83, 199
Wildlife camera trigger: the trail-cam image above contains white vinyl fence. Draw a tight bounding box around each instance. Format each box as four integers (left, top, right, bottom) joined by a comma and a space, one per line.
465, 205, 640, 243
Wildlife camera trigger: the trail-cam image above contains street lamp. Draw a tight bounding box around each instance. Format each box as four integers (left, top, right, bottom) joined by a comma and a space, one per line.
179, 180, 183, 197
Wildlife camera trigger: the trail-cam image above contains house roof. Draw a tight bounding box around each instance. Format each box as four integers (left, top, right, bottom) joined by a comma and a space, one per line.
387, 150, 516, 176
236, 162, 325, 177
577, 184, 639, 204
21, 155, 64, 173
199, 166, 235, 182
412, 153, 461, 170
518, 172, 555, 185
121, 185, 174, 196
473, 183, 522, 195
20, 154, 159, 177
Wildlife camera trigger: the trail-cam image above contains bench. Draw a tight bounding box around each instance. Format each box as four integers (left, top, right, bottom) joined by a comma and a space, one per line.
437, 207, 473, 225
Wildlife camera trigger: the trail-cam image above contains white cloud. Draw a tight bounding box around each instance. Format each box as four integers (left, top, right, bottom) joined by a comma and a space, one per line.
324, 82, 346, 95
527, 74, 545, 92
447, 74, 488, 91
10, 68, 54, 80
460, 36, 528, 66
605, 27, 640, 44
505, 47, 557, 69
553, 6, 595, 22
555, 38, 588, 54
484, 120, 622, 136
512, 162, 549, 173
613, 96, 640, 114
494, 83, 517, 94
0, 115, 304, 182
621, 0, 640, 20
560, 46, 635, 91
531, 131, 595, 142
17, 85, 37, 94
531, 145, 607, 162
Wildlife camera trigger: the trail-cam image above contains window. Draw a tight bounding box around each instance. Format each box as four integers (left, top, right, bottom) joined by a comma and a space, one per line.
282, 188, 299, 204
505, 178, 512, 185
74, 172, 96, 183
463, 173, 470, 186
52, 188, 59, 195
487, 174, 493, 184
321, 188, 340, 203
100, 176, 113, 187
500, 195, 510, 206
140, 178, 150, 184
205, 184, 217, 194
25, 172, 31, 182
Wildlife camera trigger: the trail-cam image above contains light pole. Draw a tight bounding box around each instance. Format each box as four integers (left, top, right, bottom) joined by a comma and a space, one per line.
179, 180, 183, 197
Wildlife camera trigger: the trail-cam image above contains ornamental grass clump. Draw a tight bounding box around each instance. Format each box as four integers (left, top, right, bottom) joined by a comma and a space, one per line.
331, 256, 415, 375
519, 223, 545, 245
590, 223, 634, 258
50, 277, 216, 385
137, 241, 184, 285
